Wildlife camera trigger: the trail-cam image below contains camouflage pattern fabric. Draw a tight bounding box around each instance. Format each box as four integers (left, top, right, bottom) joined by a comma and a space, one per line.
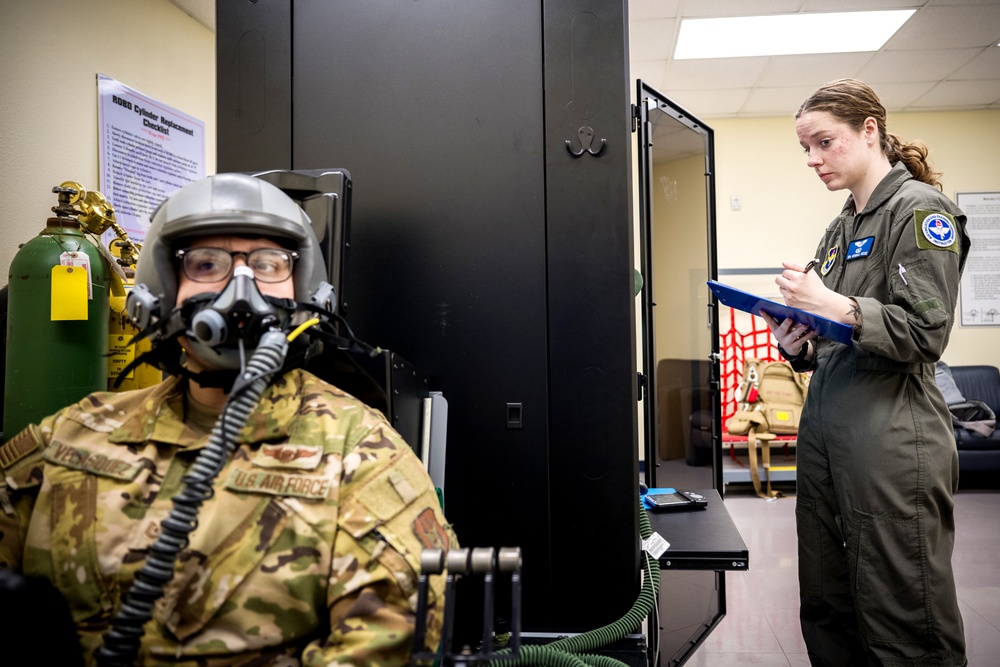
0, 369, 457, 666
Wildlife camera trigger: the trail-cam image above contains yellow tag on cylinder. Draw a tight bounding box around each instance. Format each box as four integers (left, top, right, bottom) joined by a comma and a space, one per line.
51, 265, 89, 320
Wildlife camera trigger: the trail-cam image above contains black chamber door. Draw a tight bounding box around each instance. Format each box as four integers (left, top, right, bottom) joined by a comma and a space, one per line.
636, 81, 721, 492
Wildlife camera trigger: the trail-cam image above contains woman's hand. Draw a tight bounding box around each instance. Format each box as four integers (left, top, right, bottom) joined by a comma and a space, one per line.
760, 311, 816, 357
774, 260, 856, 326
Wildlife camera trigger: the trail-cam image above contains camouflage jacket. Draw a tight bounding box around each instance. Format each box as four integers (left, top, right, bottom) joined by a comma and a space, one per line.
0, 369, 456, 666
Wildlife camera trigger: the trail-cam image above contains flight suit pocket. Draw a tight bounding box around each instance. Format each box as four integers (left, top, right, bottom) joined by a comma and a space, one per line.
154, 496, 291, 641
848, 509, 925, 642
338, 451, 452, 605
46, 472, 114, 622
795, 496, 822, 597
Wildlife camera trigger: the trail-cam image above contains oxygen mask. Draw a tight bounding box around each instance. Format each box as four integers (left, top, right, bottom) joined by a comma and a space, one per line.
183, 264, 291, 371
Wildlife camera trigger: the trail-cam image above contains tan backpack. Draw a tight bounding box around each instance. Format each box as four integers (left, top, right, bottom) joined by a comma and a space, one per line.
727, 358, 809, 498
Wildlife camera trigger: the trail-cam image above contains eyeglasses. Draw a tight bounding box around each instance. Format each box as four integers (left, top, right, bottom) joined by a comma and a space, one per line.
175, 246, 299, 283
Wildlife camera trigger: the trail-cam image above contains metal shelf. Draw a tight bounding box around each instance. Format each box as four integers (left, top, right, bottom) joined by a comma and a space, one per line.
722, 441, 797, 487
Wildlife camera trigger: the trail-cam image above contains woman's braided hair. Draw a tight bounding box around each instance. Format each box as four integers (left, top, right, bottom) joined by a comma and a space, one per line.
796, 78, 943, 190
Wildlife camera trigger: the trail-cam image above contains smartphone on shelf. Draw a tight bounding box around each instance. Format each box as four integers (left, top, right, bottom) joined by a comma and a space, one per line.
645, 490, 708, 511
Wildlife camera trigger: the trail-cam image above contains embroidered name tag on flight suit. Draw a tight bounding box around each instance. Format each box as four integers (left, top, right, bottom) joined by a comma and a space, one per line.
845, 236, 875, 261
42, 442, 143, 481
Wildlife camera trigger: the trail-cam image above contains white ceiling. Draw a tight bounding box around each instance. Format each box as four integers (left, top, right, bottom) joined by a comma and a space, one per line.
173, 0, 1000, 119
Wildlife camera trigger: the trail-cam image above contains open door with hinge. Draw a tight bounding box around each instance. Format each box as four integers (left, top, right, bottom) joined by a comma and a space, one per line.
637, 80, 727, 666
636, 80, 721, 494
637, 81, 732, 667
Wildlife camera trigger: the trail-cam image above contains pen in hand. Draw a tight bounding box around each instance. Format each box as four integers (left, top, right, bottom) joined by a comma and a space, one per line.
803, 259, 819, 274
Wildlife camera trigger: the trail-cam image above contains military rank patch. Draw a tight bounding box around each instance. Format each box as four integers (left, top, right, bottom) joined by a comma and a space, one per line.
413, 507, 451, 550
820, 246, 839, 276
915, 210, 959, 253
845, 236, 875, 261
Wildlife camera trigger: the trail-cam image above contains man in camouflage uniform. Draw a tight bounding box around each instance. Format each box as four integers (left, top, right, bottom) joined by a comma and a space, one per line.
0, 173, 457, 666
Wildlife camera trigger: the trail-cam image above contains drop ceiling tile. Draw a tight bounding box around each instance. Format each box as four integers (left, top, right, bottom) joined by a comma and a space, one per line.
661, 88, 752, 118
677, 0, 803, 18
800, 0, 919, 9
865, 81, 938, 111
629, 0, 681, 20
629, 18, 678, 60
884, 5, 1000, 50
666, 57, 769, 90
858, 48, 982, 83
910, 79, 1000, 109
742, 86, 820, 116
950, 47, 1000, 80
631, 60, 671, 94
757, 53, 874, 87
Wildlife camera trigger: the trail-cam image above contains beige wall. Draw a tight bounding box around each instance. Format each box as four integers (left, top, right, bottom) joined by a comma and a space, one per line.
651, 154, 709, 363
1, 2, 995, 368
0, 0, 216, 279
710, 109, 1000, 369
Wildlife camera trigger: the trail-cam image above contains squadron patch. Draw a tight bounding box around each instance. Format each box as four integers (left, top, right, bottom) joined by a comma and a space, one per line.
845, 236, 875, 261
820, 246, 839, 275
915, 210, 959, 253
413, 507, 451, 550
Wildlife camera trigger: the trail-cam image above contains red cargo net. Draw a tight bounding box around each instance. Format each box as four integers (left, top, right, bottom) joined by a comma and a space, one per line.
719, 306, 780, 425
719, 307, 801, 459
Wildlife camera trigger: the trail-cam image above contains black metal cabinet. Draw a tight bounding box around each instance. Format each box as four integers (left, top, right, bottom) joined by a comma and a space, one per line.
217, 0, 639, 635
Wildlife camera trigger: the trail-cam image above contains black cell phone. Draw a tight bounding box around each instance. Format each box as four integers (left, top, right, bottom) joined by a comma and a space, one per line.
645, 491, 708, 511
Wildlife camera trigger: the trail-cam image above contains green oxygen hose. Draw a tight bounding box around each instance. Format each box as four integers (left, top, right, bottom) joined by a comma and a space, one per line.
489, 498, 661, 667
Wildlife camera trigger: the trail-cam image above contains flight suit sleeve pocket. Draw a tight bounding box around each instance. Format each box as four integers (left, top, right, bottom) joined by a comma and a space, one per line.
889, 258, 949, 329
338, 451, 452, 603
338, 451, 435, 541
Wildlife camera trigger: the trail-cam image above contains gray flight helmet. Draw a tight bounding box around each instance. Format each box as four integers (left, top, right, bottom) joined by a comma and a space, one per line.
130, 172, 330, 331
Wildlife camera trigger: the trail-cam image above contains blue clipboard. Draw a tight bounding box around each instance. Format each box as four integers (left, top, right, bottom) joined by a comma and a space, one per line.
708, 280, 854, 346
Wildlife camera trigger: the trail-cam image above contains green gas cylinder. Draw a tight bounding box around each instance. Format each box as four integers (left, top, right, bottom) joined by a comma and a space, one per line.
3, 186, 111, 440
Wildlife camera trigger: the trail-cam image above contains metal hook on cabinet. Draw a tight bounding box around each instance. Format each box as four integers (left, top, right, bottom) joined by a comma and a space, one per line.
565, 126, 606, 157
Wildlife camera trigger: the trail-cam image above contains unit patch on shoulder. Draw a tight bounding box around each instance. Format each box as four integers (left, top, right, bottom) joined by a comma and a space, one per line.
413, 507, 451, 551
845, 236, 875, 261
915, 210, 959, 253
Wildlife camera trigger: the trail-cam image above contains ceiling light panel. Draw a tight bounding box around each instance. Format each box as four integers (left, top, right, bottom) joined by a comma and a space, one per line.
674, 10, 916, 60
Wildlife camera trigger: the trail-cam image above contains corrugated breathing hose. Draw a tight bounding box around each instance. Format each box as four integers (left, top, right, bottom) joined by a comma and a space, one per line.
95, 330, 290, 666
489, 499, 660, 667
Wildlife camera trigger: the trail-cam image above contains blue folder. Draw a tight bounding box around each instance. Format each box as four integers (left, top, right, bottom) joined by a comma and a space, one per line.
708, 280, 854, 346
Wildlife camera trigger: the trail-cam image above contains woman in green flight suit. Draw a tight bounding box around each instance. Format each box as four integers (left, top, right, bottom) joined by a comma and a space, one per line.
761, 79, 970, 667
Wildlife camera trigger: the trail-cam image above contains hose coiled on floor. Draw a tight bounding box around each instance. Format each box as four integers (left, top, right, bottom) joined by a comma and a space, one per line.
95, 331, 290, 666
489, 499, 660, 667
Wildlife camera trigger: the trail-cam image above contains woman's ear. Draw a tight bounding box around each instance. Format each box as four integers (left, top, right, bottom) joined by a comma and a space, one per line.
863, 116, 879, 145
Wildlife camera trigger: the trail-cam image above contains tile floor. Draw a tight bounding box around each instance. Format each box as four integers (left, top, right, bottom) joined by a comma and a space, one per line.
680, 479, 1000, 667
